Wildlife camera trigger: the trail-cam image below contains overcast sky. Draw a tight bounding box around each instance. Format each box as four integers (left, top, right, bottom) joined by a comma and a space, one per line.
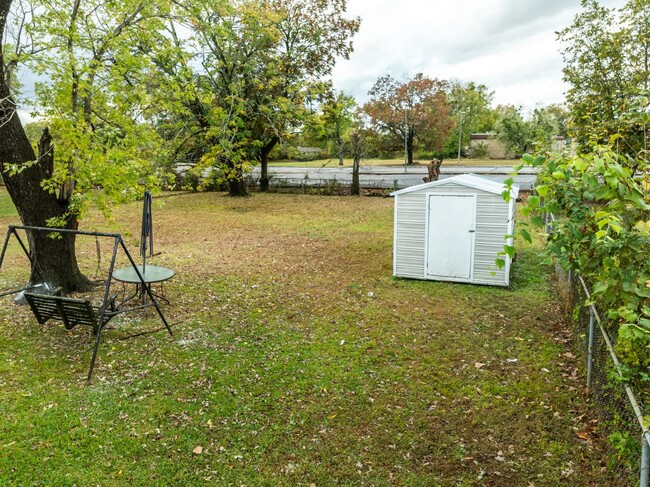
331, 0, 625, 112
17, 0, 625, 123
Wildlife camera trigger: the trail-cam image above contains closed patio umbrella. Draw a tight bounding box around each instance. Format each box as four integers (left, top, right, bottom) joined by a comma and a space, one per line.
140, 190, 153, 272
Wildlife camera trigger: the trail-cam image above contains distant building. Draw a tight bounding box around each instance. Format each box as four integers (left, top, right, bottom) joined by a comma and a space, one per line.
469, 133, 571, 159
551, 136, 569, 153
469, 133, 514, 159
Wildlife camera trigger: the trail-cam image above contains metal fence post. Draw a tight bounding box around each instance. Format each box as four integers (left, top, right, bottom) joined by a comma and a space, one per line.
587, 307, 595, 391
641, 434, 649, 487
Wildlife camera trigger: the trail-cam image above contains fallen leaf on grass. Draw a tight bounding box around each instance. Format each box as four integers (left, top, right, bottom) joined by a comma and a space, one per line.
192, 446, 203, 455
474, 362, 485, 369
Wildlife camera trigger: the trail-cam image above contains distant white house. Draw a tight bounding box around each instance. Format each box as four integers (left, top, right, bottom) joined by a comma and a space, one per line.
391, 174, 519, 287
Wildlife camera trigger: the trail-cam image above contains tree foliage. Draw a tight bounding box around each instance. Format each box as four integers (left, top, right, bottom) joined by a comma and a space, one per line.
443, 80, 494, 158
497, 0, 650, 408
559, 0, 650, 155
504, 95, 650, 397
312, 90, 357, 166
152, 0, 359, 195
20, 0, 171, 218
515, 150, 650, 390
494, 104, 568, 157
0, 0, 357, 288
494, 105, 533, 156
363, 73, 453, 164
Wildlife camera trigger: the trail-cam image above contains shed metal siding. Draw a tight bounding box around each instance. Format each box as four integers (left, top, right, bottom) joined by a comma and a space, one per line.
394, 181, 513, 285
394, 192, 428, 278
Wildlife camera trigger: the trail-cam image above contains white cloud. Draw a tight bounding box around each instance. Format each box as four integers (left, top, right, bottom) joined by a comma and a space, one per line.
332, 0, 626, 109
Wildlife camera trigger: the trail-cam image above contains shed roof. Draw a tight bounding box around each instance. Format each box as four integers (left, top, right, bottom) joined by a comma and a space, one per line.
390, 173, 520, 199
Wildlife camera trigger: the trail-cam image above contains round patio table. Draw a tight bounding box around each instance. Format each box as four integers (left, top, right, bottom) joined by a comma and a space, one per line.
112, 264, 175, 306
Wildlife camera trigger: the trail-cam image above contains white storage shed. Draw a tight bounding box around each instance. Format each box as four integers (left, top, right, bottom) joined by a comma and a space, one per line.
391, 174, 519, 287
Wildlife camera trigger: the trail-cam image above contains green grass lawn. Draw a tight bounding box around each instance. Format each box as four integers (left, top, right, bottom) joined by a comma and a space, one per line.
0, 189, 17, 218
0, 193, 619, 485
271, 157, 515, 168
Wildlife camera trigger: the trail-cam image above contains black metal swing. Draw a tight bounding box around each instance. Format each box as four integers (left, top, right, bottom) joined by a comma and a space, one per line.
0, 225, 173, 381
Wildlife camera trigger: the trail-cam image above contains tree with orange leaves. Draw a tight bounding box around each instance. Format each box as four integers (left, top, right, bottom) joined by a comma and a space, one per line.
363, 73, 454, 165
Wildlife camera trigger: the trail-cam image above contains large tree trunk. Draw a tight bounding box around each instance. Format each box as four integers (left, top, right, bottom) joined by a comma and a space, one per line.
227, 163, 248, 196
259, 137, 278, 192
351, 155, 360, 195
350, 130, 364, 196
228, 178, 248, 197
1, 129, 92, 291
407, 134, 414, 165
0, 1, 90, 292
336, 119, 344, 166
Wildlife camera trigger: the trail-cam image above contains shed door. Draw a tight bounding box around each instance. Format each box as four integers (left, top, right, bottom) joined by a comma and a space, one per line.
426, 194, 476, 279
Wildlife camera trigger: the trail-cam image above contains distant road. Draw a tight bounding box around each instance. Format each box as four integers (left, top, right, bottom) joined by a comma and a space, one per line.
253, 164, 537, 191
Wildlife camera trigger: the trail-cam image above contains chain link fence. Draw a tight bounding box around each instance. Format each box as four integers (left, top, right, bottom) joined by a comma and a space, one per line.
555, 265, 650, 486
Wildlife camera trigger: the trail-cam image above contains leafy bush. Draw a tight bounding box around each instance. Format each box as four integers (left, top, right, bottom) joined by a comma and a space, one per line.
180, 171, 201, 192
469, 142, 489, 159
507, 143, 650, 394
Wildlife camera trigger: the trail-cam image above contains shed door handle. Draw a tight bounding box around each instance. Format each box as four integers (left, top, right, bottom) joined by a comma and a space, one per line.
468, 230, 475, 233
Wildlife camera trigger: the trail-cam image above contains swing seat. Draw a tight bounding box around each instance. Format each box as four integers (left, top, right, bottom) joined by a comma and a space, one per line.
24, 288, 117, 335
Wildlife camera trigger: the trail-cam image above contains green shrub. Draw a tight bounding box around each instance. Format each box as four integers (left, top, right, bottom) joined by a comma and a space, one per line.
510, 145, 650, 391
469, 142, 489, 159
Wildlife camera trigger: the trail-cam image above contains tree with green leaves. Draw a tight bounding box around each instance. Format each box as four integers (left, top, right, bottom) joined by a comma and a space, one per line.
505, 108, 650, 387
559, 0, 650, 154
301, 89, 357, 164
444, 80, 495, 158
318, 90, 357, 166
155, 0, 359, 195
151, 0, 279, 197
494, 104, 566, 157
539, 103, 570, 139
529, 105, 565, 151
257, 0, 359, 189
363, 73, 454, 165
500, 0, 650, 408
0, 0, 168, 291
494, 105, 533, 157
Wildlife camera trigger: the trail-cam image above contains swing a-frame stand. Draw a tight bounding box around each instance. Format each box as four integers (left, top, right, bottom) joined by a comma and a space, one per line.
0, 225, 173, 382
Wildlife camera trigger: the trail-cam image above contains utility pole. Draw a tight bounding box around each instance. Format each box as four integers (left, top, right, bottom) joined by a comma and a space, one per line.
457, 111, 464, 164
404, 109, 409, 173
